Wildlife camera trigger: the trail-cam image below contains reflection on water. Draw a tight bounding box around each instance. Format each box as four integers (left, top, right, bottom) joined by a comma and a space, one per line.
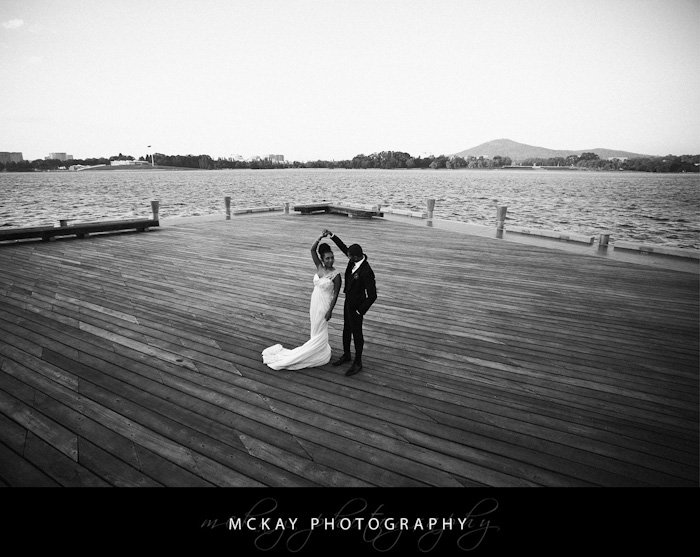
0, 168, 698, 249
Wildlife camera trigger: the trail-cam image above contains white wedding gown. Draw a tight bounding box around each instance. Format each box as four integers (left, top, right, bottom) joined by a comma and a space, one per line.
262, 270, 340, 370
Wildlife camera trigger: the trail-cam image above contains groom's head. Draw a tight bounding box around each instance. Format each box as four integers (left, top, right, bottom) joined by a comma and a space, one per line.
348, 244, 364, 263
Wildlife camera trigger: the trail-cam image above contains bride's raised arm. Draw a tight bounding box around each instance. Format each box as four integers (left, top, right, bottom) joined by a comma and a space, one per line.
310, 232, 326, 268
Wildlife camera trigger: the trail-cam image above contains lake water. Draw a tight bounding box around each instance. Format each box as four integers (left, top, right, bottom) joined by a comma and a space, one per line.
0, 168, 698, 249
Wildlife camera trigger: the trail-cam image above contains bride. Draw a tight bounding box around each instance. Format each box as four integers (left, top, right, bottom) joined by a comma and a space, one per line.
262, 231, 342, 370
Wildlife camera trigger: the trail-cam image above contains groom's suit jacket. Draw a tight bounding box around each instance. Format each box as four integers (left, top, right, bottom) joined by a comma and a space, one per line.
329, 235, 377, 316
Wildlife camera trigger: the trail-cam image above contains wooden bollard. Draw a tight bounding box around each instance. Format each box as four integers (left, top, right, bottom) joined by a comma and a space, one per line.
496, 206, 508, 238
427, 198, 435, 220
151, 200, 160, 221
284, 202, 290, 214
59, 219, 68, 227
598, 233, 610, 247
225, 196, 231, 220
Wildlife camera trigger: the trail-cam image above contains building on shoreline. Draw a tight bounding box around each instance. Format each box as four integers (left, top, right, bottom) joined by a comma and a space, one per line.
0, 152, 23, 164
109, 160, 151, 167
69, 159, 153, 171
47, 152, 73, 161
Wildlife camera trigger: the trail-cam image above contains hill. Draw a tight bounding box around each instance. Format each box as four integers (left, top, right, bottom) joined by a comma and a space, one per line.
452, 138, 652, 161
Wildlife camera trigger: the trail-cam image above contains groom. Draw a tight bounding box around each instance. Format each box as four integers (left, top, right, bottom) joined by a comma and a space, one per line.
323, 229, 377, 376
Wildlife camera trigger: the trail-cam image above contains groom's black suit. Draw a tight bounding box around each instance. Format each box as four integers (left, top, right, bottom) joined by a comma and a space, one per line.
329, 234, 377, 361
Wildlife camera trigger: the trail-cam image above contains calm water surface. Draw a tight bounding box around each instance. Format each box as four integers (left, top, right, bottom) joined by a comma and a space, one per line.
0, 169, 698, 249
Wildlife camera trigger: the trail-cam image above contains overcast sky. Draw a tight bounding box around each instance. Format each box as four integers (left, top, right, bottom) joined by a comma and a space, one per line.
2, 0, 699, 161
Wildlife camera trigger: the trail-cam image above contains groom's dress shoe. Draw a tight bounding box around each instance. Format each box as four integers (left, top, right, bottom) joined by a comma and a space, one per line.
332, 354, 351, 366
345, 361, 363, 376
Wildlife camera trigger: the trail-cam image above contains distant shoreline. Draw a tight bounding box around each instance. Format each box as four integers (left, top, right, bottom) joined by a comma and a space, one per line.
3, 146, 698, 173
4, 166, 690, 174
75, 164, 199, 172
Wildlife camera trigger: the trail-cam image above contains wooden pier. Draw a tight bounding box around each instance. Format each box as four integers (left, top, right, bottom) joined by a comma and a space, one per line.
0, 213, 697, 487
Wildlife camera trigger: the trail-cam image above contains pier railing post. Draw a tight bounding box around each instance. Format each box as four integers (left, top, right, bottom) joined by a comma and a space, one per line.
496, 206, 508, 238
427, 198, 435, 220
225, 196, 231, 220
151, 200, 160, 221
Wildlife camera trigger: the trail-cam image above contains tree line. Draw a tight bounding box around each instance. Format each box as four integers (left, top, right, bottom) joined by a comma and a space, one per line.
1, 151, 697, 172
518, 152, 699, 172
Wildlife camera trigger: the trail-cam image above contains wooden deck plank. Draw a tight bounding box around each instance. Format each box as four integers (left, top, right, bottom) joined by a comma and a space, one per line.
8, 250, 688, 384
368, 358, 699, 458
0, 354, 213, 486
0, 377, 109, 486
0, 214, 696, 486
0, 440, 61, 487
15, 328, 688, 466
76, 438, 163, 487
6, 280, 696, 428
0, 308, 375, 464
212, 333, 698, 450
0, 302, 461, 486
203, 344, 686, 482
40, 349, 312, 487
0, 385, 78, 462
22, 432, 110, 487
8, 254, 688, 402
8, 262, 680, 420
43, 272, 696, 368
0, 346, 263, 487
0, 406, 29, 454
39, 348, 357, 487
0, 304, 432, 487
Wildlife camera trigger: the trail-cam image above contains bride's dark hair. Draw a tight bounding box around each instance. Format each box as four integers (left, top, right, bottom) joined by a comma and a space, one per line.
318, 243, 332, 256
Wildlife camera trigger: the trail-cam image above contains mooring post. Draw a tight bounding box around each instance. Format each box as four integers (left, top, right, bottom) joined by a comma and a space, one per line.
598, 233, 611, 253
427, 198, 435, 220
284, 202, 290, 215
151, 200, 160, 221
59, 219, 68, 227
496, 206, 508, 238
225, 196, 231, 220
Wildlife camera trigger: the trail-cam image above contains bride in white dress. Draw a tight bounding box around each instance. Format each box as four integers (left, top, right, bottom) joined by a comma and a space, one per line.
262, 232, 342, 370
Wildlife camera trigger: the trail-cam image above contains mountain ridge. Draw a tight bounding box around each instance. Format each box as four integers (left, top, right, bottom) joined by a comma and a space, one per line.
452, 138, 653, 161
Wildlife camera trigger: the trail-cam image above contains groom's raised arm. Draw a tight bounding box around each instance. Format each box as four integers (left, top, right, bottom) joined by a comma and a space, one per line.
325, 230, 350, 258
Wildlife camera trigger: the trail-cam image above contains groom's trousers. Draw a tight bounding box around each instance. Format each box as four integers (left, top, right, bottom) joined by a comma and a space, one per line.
343, 303, 364, 359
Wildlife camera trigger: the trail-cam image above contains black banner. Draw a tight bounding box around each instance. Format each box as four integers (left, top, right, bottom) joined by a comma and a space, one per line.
2, 488, 696, 554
